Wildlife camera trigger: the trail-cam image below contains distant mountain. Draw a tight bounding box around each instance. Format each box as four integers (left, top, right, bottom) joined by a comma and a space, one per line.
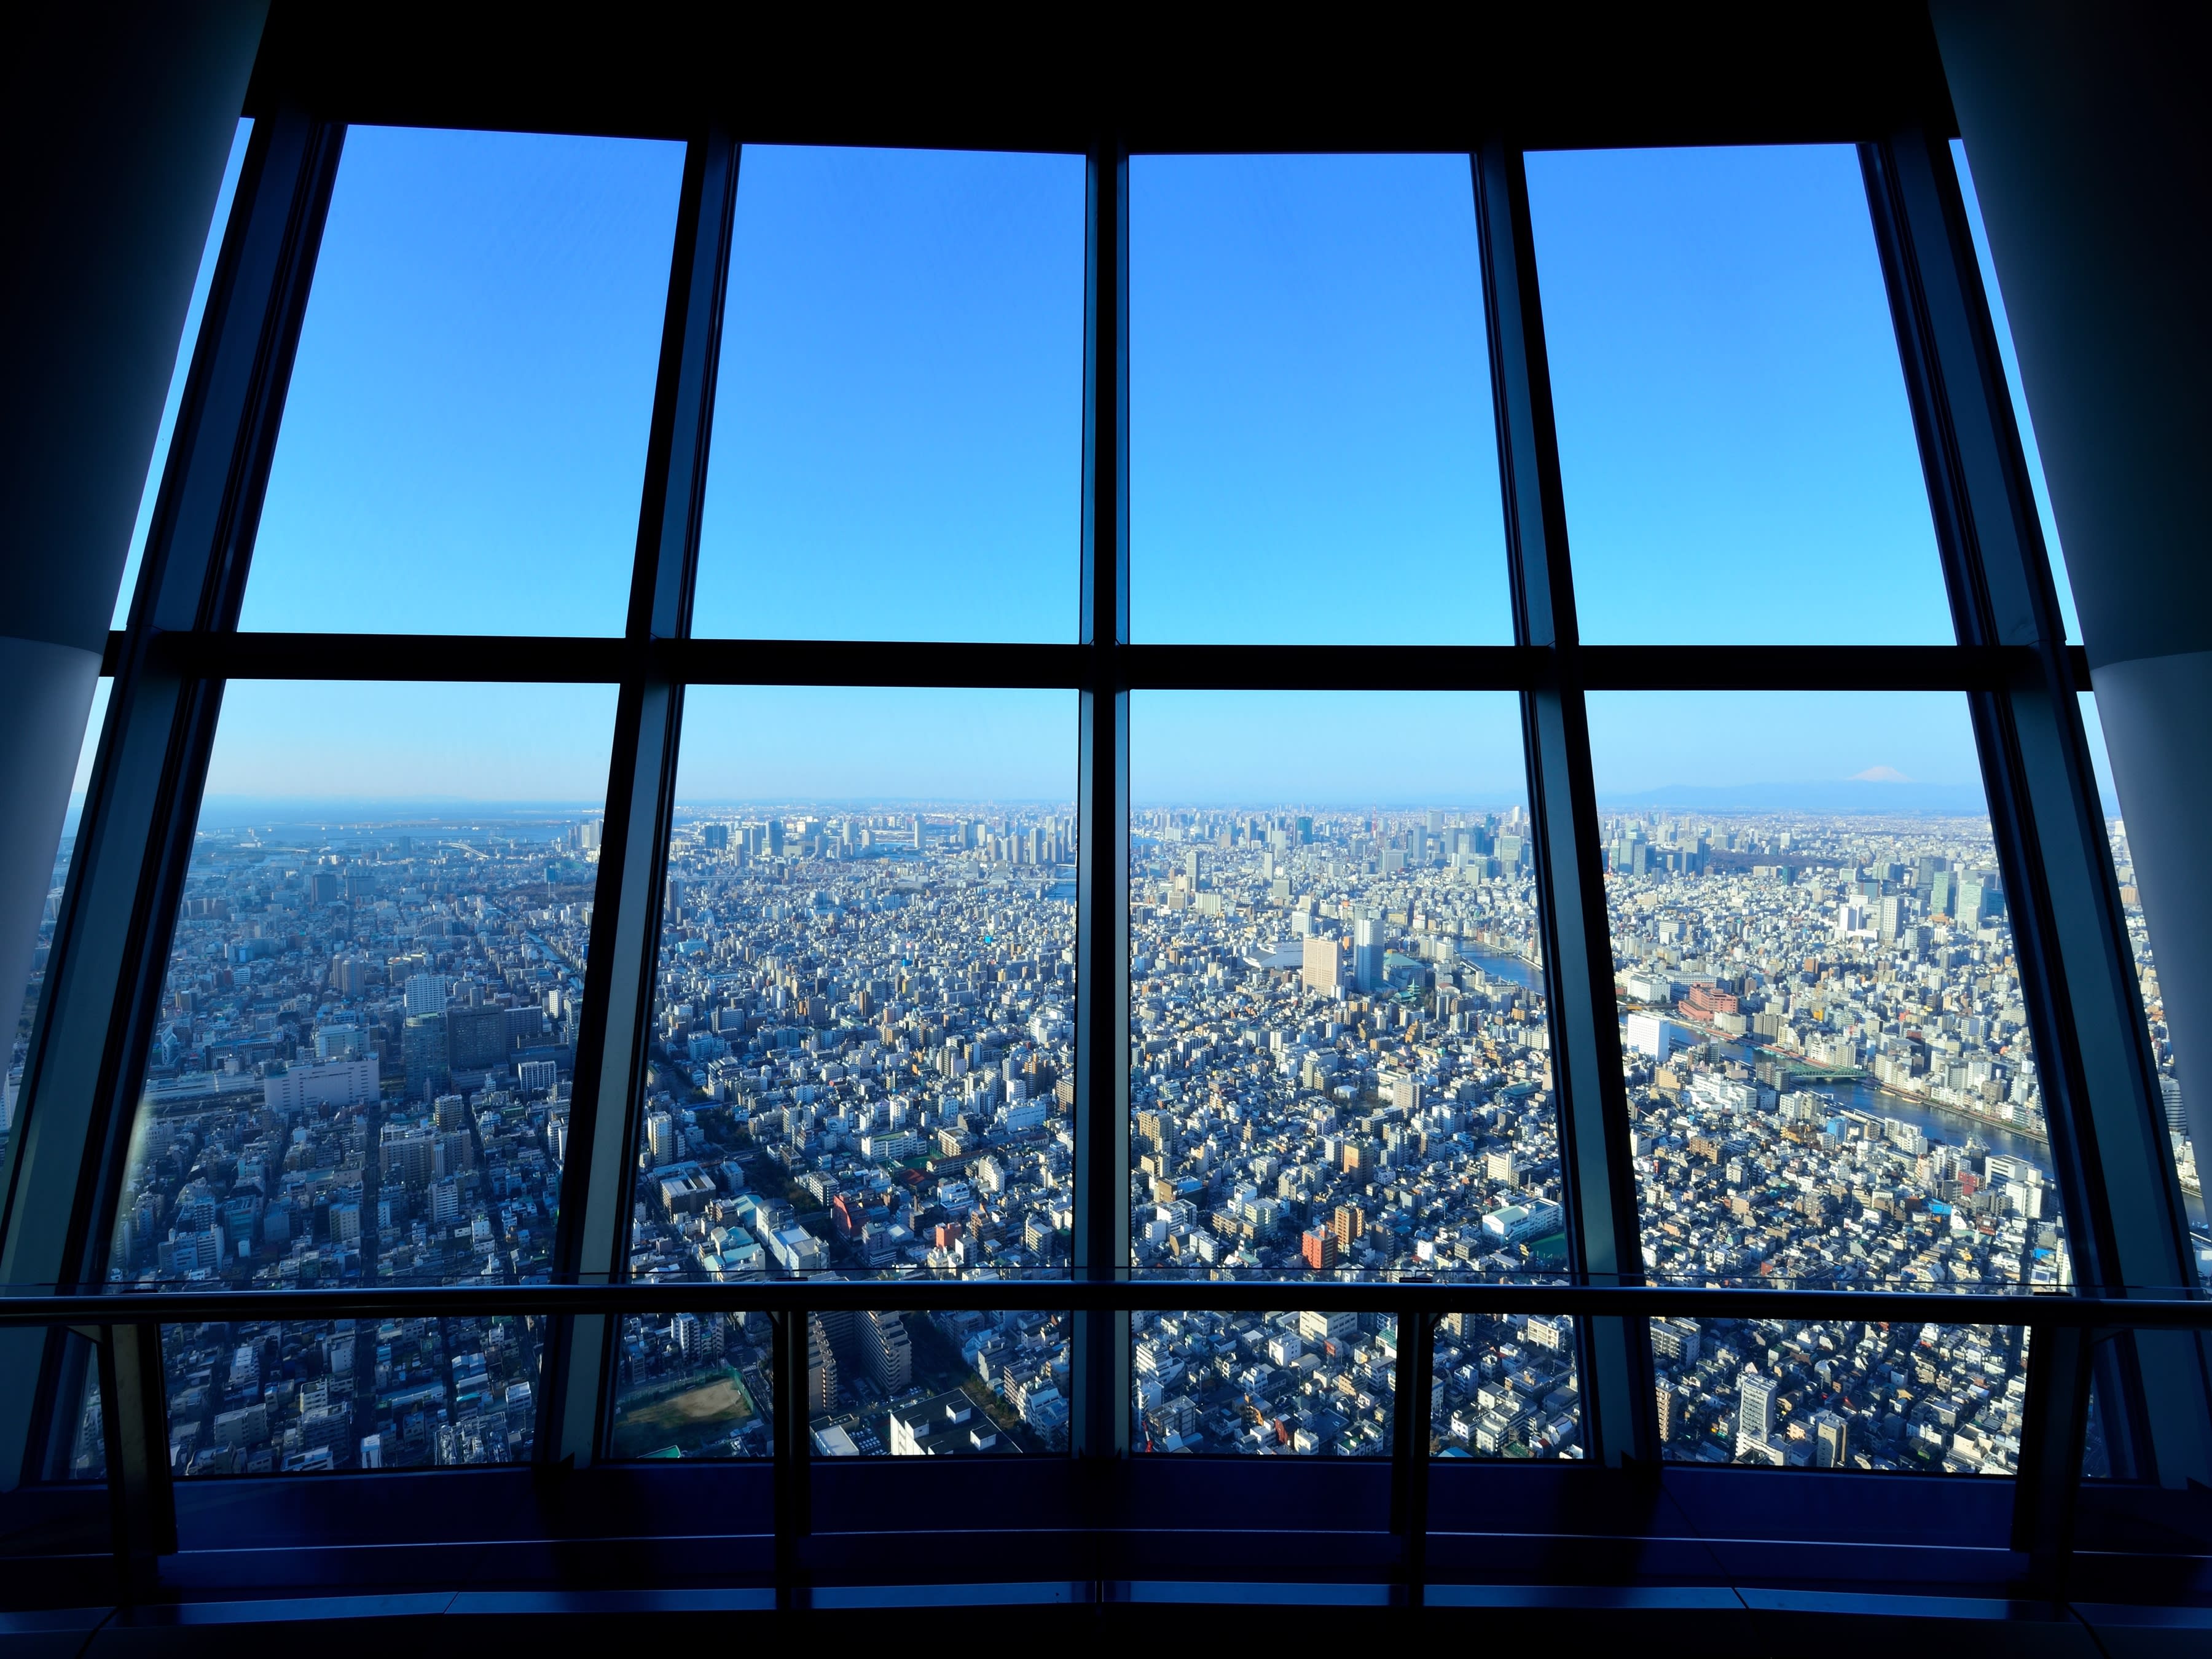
1598, 780, 1992, 815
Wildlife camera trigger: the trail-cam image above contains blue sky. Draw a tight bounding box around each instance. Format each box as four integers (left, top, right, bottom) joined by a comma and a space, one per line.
1526, 143, 1952, 645
99, 133, 2122, 810
240, 127, 684, 637
1131, 154, 1510, 645
692, 146, 1084, 643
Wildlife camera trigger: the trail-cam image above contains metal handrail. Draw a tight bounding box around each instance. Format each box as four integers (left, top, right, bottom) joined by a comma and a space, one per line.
5, 1277, 2206, 1328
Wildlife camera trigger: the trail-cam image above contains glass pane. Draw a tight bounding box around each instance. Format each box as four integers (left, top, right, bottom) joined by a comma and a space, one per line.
102, 680, 617, 1473
2080, 692, 2209, 1285
1129, 692, 1546, 1276
1588, 689, 2060, 1467
5, 678, 109, 1169
241, 128, 684, 635
691, 147, 1084, 643
1951, 139, 2079, 643
612, 686, 1075, 1454
112, 120, 253, 629
610, 1309, 774, 1460
1130, 155, 1511, 645
1134, 1309, 1395, 1456
1527, 145, 1950, 644
820, 1308, 1067, 1457
1650, 1314, 2029, 1475
1433, 1309, 1581, 1459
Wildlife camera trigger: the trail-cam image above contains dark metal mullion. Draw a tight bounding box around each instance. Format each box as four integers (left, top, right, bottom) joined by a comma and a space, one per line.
544, 131, 739, 1467
1861, 131, 2212, 1492
1072, 141, 1131, 1467
0, 111, 344, 1500
1473, 142, 1656, 1470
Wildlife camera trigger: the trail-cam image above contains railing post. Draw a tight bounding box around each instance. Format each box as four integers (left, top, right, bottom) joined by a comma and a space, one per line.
2012, 1320, 2093, 1584
1390, 1308, 1437, 1606
770, 1306, 810, 1609
98, 1322, 175, 1599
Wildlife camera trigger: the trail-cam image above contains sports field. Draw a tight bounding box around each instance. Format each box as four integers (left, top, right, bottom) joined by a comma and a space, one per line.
610, 1372, 758, 1459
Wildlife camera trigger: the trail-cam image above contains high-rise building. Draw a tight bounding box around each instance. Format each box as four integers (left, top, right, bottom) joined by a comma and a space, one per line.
864, 1309, 912, 1393
401, 1013, 449, 1099
403, 973, 447, 1018
1737, 1370, 1778, 1453
1812, 1408, 1849, 1469
644, 1110, 675, 1168
1301, 1225, 1337, 1271
1655, 1376, 1682, 1443
446, 1004, 508, 1071
1354, 916, 1383, 993
1301, 933, 1341, 998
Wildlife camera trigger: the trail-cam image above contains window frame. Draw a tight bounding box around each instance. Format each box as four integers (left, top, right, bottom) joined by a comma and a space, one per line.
0, 41, 2201, 1607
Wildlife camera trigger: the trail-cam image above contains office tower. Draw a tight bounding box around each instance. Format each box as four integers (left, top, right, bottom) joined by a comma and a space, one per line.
645, 1110, 675, 1168
1301, 933, 1342, 997
403, 973, 447, 1018
446, 1004, 507, 1071
1928, 868, 1956, 917
700, 822, 729, 851
766, 818, 785, 857
1877, 895, 1907, 942
864, 1309, 912, 1393
1812, 1409, 1849, 1469
1737, 1370, 1778, 1452
1354, 916, 1383, 993
402, 1013, 449, 1099
665, 875, 689, 923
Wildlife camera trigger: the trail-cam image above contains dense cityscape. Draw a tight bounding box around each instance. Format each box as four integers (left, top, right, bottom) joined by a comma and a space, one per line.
12, 788, 2194, 1481
614, 805, 1079, 1460
77, 814, 598, 1476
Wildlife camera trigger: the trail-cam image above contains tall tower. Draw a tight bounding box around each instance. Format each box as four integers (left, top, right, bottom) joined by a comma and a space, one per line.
1736, 1370, 1778, 1453
1354, 916, 1384, 994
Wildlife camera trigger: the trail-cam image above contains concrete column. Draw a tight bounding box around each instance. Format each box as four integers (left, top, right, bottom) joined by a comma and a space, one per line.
0, 3, 265, 1100
1932, 3, 2212, 1217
